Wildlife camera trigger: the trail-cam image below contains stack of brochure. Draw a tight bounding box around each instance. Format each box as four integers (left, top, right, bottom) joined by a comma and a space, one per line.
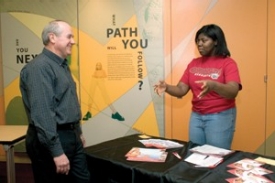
125, 139, 184, 163
125, 147, 168, 162
189, 144, 234, 156
226, 158, 274, 183
138, 139, 184, 149
184, 144, 234, 168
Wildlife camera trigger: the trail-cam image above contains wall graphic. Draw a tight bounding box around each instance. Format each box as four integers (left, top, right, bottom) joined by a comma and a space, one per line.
0, 0, 165, 147
0, 13, 50, 151
78, 0, 164, 145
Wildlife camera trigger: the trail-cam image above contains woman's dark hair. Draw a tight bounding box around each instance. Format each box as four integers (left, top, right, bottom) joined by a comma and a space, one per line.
195, 24, 231, 57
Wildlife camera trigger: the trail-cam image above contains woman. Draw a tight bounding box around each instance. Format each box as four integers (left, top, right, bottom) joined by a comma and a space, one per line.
154, 24, 242, 149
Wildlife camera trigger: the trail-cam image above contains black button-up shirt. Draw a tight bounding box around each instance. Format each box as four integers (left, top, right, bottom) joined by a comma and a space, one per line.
20, 48, 82, 156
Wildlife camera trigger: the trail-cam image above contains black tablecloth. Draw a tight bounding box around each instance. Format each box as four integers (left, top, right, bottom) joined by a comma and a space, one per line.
85, 134, 275, 183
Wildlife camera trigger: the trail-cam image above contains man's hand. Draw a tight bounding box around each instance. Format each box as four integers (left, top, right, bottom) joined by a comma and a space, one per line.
80, 134, 86, 147
53, 154, 70, 175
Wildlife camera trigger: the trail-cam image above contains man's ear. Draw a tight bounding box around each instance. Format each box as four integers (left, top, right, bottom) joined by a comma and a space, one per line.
48, 33, 56, 43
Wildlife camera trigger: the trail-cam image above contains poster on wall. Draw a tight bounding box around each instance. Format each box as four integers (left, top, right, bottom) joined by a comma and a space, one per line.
78, 0, 165, 145
0, 0, 80, 151
0, 0, 165, 148
0, 12, 48, 151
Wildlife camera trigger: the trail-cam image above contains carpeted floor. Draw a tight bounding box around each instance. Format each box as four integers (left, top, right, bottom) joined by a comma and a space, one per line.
0, 162, 34, 183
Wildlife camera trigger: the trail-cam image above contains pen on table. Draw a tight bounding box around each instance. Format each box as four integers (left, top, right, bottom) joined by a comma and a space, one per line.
172, 152, 182, 159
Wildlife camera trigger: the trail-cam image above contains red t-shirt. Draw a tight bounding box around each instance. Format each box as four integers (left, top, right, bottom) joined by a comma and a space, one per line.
180, 56, 242, 114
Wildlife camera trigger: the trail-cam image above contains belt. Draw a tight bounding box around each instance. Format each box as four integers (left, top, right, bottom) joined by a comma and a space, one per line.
29, 122, 79, 130
57, 122, 79, 130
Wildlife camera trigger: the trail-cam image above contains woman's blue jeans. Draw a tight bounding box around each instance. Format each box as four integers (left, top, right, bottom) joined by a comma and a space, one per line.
189, 107, 236, 149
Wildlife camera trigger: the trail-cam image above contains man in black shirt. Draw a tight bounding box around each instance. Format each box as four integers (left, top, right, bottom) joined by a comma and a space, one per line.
20, 20, 90, 183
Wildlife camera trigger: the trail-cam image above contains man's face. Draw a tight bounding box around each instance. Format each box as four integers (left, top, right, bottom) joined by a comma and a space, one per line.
196, 33, 217, 56
54, 22, 75, 59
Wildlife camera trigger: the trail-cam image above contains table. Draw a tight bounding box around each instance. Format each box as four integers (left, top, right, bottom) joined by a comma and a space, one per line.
0, 125, 28, 183
85, 134, 275, 183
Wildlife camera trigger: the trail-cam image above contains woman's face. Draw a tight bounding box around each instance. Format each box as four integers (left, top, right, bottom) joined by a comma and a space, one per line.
196, 33, 217, 56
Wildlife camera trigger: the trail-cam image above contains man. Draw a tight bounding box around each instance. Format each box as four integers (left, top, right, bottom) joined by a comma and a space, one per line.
20, 20, 90, 183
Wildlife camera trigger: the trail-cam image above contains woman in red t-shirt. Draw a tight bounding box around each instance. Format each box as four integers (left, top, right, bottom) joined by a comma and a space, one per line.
154, 24, 242, 149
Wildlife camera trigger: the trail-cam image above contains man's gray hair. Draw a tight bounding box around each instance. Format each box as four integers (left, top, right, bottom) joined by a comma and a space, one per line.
41, 20, 64, 46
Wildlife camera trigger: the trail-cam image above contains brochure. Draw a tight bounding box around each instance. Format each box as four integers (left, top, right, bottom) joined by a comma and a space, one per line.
226, 158, 274, 183
255, 157, 275, 166
184, 152, 223, 168
138, 139, 184, 149
226, 176, 273, 183
228, 167, 273, 177
227, 158, 264, 170
125, 147, 168, 162
189, 144, 234, 156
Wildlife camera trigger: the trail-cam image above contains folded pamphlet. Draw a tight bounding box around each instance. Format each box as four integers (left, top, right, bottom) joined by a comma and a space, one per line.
184, 144, 234, 168
189, 144, 234, 156
125, 147, 168, 162
138, 139, 184, 149
184, 152, 223, 168
226, 158, 274, 183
